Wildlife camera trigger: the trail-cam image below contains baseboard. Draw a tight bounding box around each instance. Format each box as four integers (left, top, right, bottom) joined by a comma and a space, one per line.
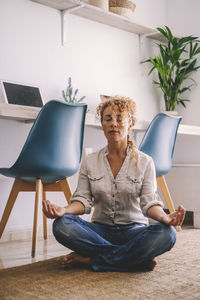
0, 224, 54, 243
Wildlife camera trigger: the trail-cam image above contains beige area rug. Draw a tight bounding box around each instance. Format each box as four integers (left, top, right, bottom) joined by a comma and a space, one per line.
0, 228, 200, 300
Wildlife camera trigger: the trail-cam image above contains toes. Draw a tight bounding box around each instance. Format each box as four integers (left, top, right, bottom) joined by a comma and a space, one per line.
61, 252, 76, 265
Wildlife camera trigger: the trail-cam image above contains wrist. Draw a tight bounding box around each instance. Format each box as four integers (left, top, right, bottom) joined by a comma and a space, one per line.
159, 213, 170, 224
64, 206, 69, 214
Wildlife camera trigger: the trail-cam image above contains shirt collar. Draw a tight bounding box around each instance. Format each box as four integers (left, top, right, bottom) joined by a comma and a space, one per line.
103, 145, 132, 157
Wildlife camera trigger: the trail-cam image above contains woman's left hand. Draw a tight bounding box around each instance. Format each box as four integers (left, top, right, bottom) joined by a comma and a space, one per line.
161, 205, 186, 226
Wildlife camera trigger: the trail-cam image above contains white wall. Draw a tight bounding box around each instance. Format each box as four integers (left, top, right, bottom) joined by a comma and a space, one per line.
0, 0, 167, 234
166, 0, 200, 126
0, 0, 199, 235
133, 0, 167, 28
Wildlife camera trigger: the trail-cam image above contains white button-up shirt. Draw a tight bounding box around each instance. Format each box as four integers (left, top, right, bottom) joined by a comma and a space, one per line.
71, 146, 163, 225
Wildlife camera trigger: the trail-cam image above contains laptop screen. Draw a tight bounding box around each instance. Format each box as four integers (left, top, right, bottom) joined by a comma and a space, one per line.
1, 81, 43, 107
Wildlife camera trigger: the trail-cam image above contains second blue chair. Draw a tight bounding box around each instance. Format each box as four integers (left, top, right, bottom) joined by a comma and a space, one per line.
139, 113, 182, 216
0, 100, 87, 257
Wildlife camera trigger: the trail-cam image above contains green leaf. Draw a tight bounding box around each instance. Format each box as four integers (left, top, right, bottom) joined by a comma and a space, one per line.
157, 27, 169, 40
142, 25, 200, 110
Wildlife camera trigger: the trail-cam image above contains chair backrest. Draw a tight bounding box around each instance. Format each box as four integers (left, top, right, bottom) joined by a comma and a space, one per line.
12, 100, 87, 182
139, 113, 182, 177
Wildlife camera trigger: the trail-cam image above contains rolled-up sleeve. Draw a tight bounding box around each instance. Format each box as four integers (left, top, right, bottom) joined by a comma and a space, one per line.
70, 158, 93, 214
140, 157, 164, 216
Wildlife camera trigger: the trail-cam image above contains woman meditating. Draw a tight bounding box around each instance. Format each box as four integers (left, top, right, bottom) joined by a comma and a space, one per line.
42, 96, 185, 272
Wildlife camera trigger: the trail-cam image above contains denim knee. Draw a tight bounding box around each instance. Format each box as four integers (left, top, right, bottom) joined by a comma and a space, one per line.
166, 224, 177, 249
52, 216, 64, 239
156, 222, 177, 250
52, 214, 78, 240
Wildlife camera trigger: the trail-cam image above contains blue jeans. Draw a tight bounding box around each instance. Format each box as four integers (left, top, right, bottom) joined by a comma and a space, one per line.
53, 214, 176, 272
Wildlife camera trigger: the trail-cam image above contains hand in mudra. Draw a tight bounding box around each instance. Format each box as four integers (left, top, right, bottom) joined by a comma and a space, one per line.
161, 205, 186, 227
42, 200, 66, 219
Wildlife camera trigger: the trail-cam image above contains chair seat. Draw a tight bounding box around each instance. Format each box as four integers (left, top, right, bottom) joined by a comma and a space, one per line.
155, 167, 171, 178
0, 167, 76, 184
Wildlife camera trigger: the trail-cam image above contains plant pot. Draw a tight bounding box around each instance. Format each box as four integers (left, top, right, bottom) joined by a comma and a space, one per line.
163, 110, 178, 116
109, 0, 136, 19
88, 0, 109, 11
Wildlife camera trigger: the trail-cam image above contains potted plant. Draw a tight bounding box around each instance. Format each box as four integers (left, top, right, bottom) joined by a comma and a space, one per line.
143, 26, 200, 113
62, 77, 86, 103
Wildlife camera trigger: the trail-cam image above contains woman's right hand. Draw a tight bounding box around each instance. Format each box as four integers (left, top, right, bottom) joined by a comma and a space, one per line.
42, 200, 67, 219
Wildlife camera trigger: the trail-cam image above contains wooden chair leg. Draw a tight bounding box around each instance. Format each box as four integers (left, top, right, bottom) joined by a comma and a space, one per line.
59, 178, 72, 205
42, 191, 47, 240
0, 179, 21, 239
157, 175, 181, 231
32, 179, 43, 258
157, 176, 175, 214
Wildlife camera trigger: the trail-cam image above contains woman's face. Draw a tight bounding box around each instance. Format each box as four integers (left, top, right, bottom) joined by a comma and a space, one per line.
102, 105, 132, 143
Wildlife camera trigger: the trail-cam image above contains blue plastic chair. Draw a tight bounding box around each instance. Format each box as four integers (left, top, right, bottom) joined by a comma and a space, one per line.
139, 113, 182, 216
0, 99, 87, 257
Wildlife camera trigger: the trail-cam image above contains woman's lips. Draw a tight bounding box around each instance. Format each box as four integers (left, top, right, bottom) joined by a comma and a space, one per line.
109, 130, 119, 134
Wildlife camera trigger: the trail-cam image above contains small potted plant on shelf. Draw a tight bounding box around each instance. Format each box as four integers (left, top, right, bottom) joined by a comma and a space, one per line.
143, 26, 200, 114
62, 77, 86, 103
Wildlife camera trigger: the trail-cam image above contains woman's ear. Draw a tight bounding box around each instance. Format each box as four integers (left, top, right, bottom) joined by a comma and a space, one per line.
128, 120, 133, 131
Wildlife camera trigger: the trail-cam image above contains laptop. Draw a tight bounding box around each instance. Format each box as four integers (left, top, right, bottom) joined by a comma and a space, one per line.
0, 80, 44, 107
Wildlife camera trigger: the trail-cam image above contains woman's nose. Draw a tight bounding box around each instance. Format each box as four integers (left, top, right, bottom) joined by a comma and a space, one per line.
111, 118, 117, 127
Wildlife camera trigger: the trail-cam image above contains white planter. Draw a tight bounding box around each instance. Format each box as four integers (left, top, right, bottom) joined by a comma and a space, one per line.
163, 110, 178, 116
88, 0, 109, 11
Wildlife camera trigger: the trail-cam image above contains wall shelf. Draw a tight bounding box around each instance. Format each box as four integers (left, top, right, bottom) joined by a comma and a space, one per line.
71, 3, 156, 35
31, 0, 80, 10
31, 0, 182, 45
31, 0, 157, 40
143, 31, 182, 43
31, 0, 183, 45
0, 104, 40, 122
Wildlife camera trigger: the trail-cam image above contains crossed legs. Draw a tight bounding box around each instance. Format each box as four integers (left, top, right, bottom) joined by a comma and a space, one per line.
53, 214, 176, 272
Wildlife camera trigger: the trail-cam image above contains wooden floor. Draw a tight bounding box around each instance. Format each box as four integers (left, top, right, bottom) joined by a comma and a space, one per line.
0, 234, 70, 269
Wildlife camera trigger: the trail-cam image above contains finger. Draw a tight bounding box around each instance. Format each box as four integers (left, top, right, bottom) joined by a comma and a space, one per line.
176, 212, 181, 226
51, 206, 60, 218
169, 218, 177, 226
42, 201, 50, 217
46, 201, 52, 211
42, 200, 48, 212
44, 201, 55, 218
43, 200, 51, 212
178, 205, 186, 215
48, 204, 55, 217
178, 205, 186, 225
170, 211, 180, 226
180, 210, 186, 225
49, 203, 60, 218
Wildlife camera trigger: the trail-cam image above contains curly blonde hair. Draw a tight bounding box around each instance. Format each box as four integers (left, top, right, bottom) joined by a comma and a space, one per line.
96, 96, 137, 159
96, 96, 136, 124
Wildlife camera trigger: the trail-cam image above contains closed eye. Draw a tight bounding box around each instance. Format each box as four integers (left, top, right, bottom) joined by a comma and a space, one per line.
103, 114, 123, 122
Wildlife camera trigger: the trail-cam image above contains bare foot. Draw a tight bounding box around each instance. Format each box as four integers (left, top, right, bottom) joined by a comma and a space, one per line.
134, 258, 157, 272
61, 252, 91, 269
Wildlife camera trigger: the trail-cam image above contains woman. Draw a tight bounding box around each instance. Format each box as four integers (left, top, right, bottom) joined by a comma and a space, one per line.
42, 96, 185, 272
